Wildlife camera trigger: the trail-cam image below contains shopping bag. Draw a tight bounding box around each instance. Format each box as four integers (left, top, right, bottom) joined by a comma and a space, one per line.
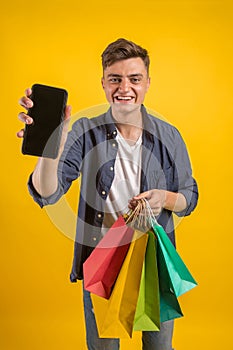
152, 221, 197, 297
133, 230, 160, 331
83, 215, 134, 299
157, 236, 183, 322
91, 231, 148, 339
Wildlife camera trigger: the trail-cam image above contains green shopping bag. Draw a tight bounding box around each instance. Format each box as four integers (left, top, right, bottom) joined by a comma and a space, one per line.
152, 222, 197, 297
133, 230, 160, 331
157, 238, 183, 322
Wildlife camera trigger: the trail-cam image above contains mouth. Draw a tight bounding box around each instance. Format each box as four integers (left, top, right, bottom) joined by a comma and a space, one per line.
113, 96, 135, 103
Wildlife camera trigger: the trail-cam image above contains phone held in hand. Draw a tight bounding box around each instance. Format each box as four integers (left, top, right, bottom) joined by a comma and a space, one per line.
22, 84, 68, 159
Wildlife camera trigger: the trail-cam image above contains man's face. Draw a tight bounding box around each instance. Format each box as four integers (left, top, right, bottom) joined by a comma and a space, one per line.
101, 57, 150, 108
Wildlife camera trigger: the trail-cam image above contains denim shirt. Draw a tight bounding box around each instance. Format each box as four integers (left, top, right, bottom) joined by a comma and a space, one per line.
28, 105, 198, 281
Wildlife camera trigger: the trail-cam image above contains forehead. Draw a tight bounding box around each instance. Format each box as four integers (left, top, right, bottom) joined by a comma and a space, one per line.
104, 57, 147, 76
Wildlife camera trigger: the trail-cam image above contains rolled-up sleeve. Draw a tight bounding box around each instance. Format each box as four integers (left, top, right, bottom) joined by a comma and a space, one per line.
27, 173, 64, 208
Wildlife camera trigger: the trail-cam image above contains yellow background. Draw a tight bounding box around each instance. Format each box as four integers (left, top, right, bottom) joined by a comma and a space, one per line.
1, 0, 233, 349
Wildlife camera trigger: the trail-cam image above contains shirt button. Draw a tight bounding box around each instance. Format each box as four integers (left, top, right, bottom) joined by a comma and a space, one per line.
113, 130, 117, 135
110, 166, 114, 171
112, 143, 116, 147
102, 190, 106, 195
97, 213, 102, 218
93, 237, 97, 241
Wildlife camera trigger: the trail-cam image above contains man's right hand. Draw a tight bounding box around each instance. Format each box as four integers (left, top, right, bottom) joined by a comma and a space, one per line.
17, 87, 71, 150
17, 87, 72, 197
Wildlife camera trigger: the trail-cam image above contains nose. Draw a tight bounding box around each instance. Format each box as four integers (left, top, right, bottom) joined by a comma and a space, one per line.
118, 78, 130, 93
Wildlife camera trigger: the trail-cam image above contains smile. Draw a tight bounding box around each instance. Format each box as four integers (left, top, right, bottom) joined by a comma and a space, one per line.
114, 96, 135, 101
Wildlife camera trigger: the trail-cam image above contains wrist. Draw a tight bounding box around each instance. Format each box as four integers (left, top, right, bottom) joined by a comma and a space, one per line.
163, 191, 187, 212
159, 190, 167, 209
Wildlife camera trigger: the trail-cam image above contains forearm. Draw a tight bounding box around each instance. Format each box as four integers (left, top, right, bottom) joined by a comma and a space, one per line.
32, 157, 60, 198
31, 116, 70, 198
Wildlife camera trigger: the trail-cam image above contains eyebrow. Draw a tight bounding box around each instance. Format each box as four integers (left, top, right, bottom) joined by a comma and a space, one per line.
107, 73, 144, 78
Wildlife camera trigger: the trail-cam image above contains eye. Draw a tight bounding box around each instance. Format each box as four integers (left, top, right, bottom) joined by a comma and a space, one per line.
130, 77, 141, 84
109, 77, 122, 83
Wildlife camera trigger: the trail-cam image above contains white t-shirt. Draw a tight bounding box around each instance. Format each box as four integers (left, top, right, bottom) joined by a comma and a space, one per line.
102, 130, 142, 234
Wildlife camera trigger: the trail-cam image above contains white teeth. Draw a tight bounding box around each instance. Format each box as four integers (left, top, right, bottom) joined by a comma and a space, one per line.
116, 96, 133, 100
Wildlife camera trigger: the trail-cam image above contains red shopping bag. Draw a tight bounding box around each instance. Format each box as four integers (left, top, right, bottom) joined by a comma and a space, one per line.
83, 216, 134, 299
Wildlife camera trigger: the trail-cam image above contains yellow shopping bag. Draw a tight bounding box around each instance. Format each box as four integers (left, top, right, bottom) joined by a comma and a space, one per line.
91, 231, 148, 339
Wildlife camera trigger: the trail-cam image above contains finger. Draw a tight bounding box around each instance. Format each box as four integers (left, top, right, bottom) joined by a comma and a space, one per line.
18, 88, 33, 108
132, 191, 151, 200
65, 105, 72, 120
25, 88, 32, 97
128, 202, 136, 209
62, 106, 72, 135
18, 95, 33, 109
128, 192, 151, 208
16, 128, 25, 138
18, 112, 33, 124
128, 198, 138, 208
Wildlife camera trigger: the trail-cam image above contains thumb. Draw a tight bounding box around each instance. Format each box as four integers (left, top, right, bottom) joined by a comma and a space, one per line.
133, 191, 151, 200
65, 105, 72, 120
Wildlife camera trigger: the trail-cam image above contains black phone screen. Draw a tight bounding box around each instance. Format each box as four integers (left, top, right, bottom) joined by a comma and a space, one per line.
22, 84, 68, 159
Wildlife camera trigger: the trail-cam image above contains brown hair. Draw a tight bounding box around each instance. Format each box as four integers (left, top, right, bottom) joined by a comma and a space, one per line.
101, 38, 150, 74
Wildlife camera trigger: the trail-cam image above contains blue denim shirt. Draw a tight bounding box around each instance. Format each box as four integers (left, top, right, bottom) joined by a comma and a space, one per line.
28, 105, 198, 281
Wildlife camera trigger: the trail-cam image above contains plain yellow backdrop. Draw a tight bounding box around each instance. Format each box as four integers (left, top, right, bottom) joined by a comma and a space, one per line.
1, 0, 233, 349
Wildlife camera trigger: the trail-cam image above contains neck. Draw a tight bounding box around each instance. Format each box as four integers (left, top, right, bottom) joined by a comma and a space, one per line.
111, 104, 143, 142
111, 103, 143, 141
117, 124, 142, 144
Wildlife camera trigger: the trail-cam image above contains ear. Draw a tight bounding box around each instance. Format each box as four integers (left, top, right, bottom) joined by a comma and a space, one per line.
101, 77, 105, 89
146, 77, 151, 91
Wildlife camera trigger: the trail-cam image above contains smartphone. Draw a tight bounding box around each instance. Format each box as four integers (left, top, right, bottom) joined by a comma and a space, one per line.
22, 84, 68, 159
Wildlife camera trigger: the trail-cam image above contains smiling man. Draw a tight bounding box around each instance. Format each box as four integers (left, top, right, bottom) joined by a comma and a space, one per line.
102, 56, 150, 136
18, 38, 198, 350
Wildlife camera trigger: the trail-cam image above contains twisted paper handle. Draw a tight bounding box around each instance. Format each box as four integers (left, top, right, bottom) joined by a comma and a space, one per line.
142, 198, 159, 226
125, 198, 159, 231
